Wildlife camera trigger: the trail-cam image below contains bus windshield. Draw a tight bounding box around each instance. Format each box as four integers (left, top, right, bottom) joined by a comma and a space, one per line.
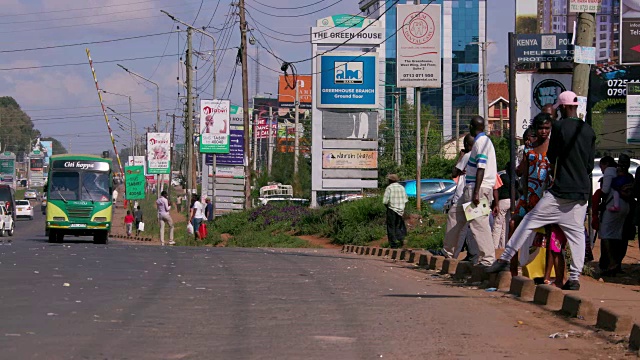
49, 171, 110, 202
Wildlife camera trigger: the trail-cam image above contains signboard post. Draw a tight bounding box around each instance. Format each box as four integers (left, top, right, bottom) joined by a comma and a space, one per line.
627, 83, 640, 144
0, 152, 16, 189
200, 99, 231, 154
124, 165, 145, 200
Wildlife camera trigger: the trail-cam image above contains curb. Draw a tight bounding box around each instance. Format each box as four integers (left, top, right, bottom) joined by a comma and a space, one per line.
341, 245, 640, 349
111, 234, 154, 242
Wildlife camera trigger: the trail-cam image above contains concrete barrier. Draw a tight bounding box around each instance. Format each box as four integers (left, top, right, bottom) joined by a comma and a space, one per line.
509, 276, 536, 301
376, 248, 384, 256
390, 249, 399, 260
406, 251, 417, 263
630, 324, 640, 350
561, 294, 597, 323
470, 265, 489, 283
429, 256, 445, 270
364, 247, 371, 255
369, 247, 378, 256
417, 252, 431, 267
596, 308, 633, 333
383, 248, 391, 258
453, 261, 473, 280
398, 249, 407, 261
358, 247, 366, 255
533, 284, 564, 310
341, 245, 346, 252
441, 259, 459, 275
488, 271, 512, 291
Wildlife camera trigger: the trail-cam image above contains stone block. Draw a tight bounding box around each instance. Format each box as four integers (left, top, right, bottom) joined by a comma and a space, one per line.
390, 249, 399, 260
509, 276, 536, 301
376, 248, 384, 256
453, 261, 473, 280
358, 246, 366, 255
488, 271, 512, 290
406, 251, 417, 263
369, 247, 378, 256
441, 259, 459, 275
341, 245, 346, 252
364, 247, 371, 255
470, 265, 489, 283
596, 308, 633, 333
417, 252, 431, 267
629, 324, 640, 350
383, 248, 391, 257
397, 249, 407, 261
561, 294, 597, 323
429, 255, 445, 270
533, 284, 564, 310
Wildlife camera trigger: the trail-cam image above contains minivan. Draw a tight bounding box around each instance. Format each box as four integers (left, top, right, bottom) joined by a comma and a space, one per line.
0, 184, 16, 222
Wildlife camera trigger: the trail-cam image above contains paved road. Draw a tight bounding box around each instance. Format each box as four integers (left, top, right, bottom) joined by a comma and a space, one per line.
0, 211, 628, 359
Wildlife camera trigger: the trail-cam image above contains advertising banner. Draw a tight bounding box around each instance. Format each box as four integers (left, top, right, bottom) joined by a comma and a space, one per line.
146, 132, 171, 174
569, 0, 602, 12
621, 0, 640, 64
214, 165, 245, 179
124, 165, 145, 200
574, 45, 596, 64
317, 51, 378, 109
321, 110, 378, 140
515, 73, 572, 138
322, 150, 377, 169
515, 33, 574, 63
40, 141, 53, 165
253, 98, 278, 140
589, 65, 640, 113
396, 4, 441, 88
278, 75, 312, 109
200, 99, 230, 153
0, 158, 14, 174
128, 155, 146, 175
627, 83, 640, 144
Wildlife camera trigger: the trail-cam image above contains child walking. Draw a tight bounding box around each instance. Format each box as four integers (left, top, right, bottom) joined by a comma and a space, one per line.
124, 210, 134, 237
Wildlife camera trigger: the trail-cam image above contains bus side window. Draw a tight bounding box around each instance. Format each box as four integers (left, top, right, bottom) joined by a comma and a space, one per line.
43, 182, 48, 193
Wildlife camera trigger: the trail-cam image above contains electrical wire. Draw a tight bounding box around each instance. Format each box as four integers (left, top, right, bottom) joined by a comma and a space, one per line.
251, 0, 327, 10
0, 53, 181, 71
1, 0, 168, 17
244, 0, 343, 19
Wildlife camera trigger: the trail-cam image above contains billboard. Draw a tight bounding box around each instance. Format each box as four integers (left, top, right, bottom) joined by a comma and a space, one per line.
627, 83, 640, 144
209, 105, 244, 165
200, 99, 230, 153
322, 150, 377, 169
570, 0, 602, 13
278, 75, 312, 109
396, 4, 441, 88
310, 27, 384, 45
317, 52, 378, 109
146, 132, 171, 174
124, 166, 145, 200
253, 98, 278, 140
40, 141, 53, 165
321, 110, 378, 140
515, 73, 572, 138
621, 0, 640, 64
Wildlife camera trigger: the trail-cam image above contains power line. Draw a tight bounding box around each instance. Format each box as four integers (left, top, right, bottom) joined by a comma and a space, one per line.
0, 0, 165, 17
244, 0, 343, 18
0, 32, 174, 53
0, 53, 181, 71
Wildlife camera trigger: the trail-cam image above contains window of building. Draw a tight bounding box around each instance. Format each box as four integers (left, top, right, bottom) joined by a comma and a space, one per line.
600, 33, 607, 40
600, 42, 607, 49
600, 51, 607, 57
492, 106, 508, 118
600, 15, 607, 22
600, 24, 607, 31
452, 0, 459, 7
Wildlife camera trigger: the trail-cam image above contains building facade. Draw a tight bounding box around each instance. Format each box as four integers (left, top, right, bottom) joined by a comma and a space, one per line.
358, 0, 487, 141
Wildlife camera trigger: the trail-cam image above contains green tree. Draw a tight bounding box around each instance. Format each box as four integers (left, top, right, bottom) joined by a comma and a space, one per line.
516, 16, 537, 34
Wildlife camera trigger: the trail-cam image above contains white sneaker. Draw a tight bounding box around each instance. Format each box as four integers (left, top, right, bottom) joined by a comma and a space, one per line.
169, 241, 176, 245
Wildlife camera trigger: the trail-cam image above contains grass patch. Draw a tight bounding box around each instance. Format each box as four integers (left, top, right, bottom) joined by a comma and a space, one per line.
226, 231, 316, 248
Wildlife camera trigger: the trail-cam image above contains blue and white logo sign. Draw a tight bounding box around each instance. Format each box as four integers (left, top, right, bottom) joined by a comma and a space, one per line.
317, 52, 378, 109
335, 62, 363, 84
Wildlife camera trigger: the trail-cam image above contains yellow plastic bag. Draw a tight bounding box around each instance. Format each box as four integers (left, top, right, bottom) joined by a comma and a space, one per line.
522, 247, 555, 279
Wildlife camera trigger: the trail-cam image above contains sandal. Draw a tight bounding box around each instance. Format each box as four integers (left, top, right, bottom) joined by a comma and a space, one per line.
543, 279, 553, 285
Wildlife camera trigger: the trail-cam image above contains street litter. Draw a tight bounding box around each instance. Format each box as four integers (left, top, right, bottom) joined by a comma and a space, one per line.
62, 283, 70, 287
485, 287, 497, 292
549, 332, 569, 339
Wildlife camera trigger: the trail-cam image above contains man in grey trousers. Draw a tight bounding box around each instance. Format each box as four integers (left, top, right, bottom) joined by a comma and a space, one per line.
486, 91, 595, 290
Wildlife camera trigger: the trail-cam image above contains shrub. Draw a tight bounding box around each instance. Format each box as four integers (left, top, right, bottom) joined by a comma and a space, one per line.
227, 230, 314, 248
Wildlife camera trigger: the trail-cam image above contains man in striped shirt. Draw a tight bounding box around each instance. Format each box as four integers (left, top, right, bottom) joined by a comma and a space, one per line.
442, 116, 497, 266
383, 174, 408, 249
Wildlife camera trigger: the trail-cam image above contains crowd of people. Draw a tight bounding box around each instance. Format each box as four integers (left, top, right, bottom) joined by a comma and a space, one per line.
383, 90, 637, 291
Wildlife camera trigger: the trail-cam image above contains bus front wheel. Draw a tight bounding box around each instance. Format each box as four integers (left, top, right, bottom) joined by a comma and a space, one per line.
93, 231, 108, 245
48, 230, 62, 243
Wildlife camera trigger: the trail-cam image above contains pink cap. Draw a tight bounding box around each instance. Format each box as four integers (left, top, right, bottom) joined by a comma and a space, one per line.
553, 90, 579, 109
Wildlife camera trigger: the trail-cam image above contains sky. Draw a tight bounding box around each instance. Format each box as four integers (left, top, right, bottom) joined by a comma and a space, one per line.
0, 0, 514, 154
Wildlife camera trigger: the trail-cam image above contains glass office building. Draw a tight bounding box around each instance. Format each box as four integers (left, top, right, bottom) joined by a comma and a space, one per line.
359, 0, 486, 139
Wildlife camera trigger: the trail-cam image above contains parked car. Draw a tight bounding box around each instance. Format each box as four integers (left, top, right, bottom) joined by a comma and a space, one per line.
592, 157, 640, 194
24, 189, 38, 200
0, 184, 16, 222
0, 204, 15, 237
422, 183, 456, 212
15, 200, 33, 220
400, 179, 455, 198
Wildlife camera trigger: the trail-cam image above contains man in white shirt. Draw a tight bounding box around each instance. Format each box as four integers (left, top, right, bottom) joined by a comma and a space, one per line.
189, 194, 206, 240
156, 190, 175, 245
443, 117, 497, 266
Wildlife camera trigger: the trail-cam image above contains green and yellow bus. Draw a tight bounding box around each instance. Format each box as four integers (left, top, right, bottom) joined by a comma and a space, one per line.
45, 154, 113, 244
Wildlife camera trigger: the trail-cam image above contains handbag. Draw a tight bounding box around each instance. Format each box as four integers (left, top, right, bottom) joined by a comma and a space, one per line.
138, 222, 145, 232
186, 223, 194, 235
199, 222, 207, 238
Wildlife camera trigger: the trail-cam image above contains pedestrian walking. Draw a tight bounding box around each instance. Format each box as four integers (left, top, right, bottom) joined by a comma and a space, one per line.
176, 195, 183, 213
112, 188, 119, 209
383, 174, 408, 249
124, 210, 134, 237
205, 198, 213, 222
487, 91, 596, 291
492, 162, 512, 249
443, 116, 498, 266
443, 134, 475, 259
156, 190, 175, 245
134, 205, 143, 236
189, 194, 206, 241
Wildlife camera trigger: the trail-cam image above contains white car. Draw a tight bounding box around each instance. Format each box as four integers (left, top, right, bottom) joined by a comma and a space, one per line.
0, 204, 15, 237
592, 158, 640, 194
15, 200, 34, 220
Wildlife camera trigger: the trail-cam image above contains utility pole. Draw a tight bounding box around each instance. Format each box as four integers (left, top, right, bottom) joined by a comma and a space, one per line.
499, 101, 504, 136
455, 109, 460, 153
508, 32, 517, 213
391, 92, 402, 166
471, 41, 492, 128
416, 88, 422, 210
169, 113, 176, 202
572, 12, 595, 97
293, 84, 300, 194
186, 27, 194, 195
238, 0, 252, 209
